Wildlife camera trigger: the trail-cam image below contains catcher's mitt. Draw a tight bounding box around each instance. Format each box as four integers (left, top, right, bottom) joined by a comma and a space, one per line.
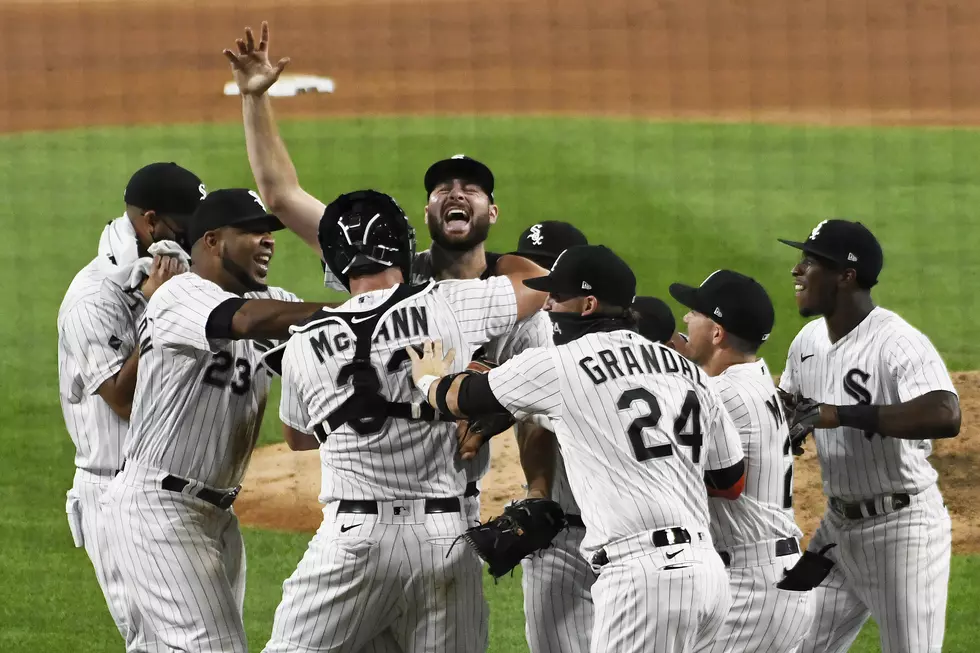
462, 498, 568, 579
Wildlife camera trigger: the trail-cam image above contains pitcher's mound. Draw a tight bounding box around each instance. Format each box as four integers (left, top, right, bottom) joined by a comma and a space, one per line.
237, 372, 980, 554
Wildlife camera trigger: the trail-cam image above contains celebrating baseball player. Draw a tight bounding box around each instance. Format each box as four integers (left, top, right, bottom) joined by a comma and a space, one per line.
668, 269, 815, 653
57, 162, 204, 645
261, 190, 550, 653
776, 219, 960, 653
100, 189, 329, 653
408, 244, 748, 653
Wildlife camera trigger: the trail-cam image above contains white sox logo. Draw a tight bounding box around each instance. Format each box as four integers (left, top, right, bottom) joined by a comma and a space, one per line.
528, 224, 544, 246
199, 183, 208, 200
843, 368, 876, 439
248, 190, 267, 212
809, 219, 829, 241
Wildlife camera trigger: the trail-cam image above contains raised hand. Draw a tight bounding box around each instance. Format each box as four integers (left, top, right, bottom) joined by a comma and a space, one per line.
222, 21, 290, 96
141, 254, 186, 299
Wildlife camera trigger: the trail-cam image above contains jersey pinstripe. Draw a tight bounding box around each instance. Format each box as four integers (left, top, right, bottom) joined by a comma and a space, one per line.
708, 359, 802, 549
488, 330, 744, 558
779, 307, 957, 500
58, 258, 144, 472
124, 272, 300, 489
279, 276, 517, 501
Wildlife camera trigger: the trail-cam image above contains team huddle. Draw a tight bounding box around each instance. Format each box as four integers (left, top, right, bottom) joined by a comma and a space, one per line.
56, 21, 961, 653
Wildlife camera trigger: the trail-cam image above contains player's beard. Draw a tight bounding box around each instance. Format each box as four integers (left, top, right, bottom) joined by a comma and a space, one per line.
222, 253, 268, 293
427, 212, 492, 252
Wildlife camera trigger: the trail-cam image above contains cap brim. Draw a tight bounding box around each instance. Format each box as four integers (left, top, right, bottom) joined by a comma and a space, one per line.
777, 238, 841, 264
668, 283, 703, 312
236, 214, 286, 234
523, 274, 576, 295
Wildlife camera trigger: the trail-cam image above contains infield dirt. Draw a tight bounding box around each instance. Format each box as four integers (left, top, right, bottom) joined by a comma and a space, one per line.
8, 0, 979, 552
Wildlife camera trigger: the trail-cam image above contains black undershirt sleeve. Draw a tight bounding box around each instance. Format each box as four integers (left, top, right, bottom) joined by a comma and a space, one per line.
703, 459, 745, 490
455, 373, 510, 416
205, 298, 248, 340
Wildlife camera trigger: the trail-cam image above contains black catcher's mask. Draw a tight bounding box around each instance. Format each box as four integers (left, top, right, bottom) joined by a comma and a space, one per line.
319, 190, 417, 291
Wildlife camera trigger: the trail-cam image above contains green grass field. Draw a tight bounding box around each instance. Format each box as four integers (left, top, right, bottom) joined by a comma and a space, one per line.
2, 116, 978, 651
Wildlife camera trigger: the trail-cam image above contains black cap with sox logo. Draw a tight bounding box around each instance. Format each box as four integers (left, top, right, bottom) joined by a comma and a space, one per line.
523, 244, 636, 308
779, 219, 884, 287
669, 269, 775, 346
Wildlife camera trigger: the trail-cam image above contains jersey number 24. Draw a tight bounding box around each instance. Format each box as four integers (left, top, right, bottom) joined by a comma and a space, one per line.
617, 387, 702, 463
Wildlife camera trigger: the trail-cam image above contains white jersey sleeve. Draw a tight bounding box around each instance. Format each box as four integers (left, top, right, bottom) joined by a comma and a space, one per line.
487, 347, 562, 424
147, 273, 239, 353
704, 388, 745, 471
437, 276, 518, 348
884, 329, 958, 402
60, 297, 135, 395
778, 332, 801, 396
279, 340, 314, 435
485, 310, 552, 365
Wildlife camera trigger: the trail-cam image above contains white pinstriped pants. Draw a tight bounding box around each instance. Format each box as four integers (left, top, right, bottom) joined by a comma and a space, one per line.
588, 528, 731, 653
264, 498, 489, 653
101, 464, 248, 653
521, 524, 596, 653
67, 469, 149, 648
701, 546, 814, 653
798, 484, 951, 653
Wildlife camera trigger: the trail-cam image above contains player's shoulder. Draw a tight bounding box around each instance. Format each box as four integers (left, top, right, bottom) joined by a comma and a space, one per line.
58, 258, 110, 321
144, 271, 212, 313
866, 306, 924, 338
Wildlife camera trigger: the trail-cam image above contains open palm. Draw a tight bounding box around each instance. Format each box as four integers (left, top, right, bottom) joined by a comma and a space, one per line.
223, 22, 290, 96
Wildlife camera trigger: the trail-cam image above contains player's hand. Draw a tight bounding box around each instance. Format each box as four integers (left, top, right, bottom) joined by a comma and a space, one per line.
406, 339, 456, 383
140, 255, 186, 299
222, 22, 290, 97
456, 420, 485, 460
787, 396, 838, 454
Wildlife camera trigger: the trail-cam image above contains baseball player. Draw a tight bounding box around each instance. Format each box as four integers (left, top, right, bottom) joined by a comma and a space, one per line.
100, 189, 329, 653
776, 219, 960, 653
668, 270, 815, 653
261, 190, 551, 653
408, 244, 748, 653
515, 293, 682, 653
57, 162, 204, 644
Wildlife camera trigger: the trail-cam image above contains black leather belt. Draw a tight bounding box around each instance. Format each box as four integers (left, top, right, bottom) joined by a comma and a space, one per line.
718, 537, 799, 568
161, 474, 240, 510
337, 497, 461, 515
591, 527, 690, 568
566, 514, 585, 528
829, 493, 910, 520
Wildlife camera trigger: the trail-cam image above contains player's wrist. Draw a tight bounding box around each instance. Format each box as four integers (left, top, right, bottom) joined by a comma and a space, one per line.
415, 374, 440, 398
836, 404, 879, 432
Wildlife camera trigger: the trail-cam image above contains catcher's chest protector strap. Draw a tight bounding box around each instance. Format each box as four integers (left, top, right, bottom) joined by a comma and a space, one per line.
319, 282, 454, 438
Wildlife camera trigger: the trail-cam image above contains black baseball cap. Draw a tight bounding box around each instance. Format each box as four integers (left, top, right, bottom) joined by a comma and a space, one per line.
186, 189, 285, 246
506, 221, 589, 268
424, 154, 495, 201
669, 270, 775, 345
632, 296, 676, 344
778, 219, 883, 287
123, 162, 205, 219
524, 245, 636, 308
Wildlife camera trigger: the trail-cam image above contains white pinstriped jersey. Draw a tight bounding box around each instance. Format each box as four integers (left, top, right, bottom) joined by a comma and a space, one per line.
779, 307, 957, 501
58, 258, 145, 472
708, 359, 802, 550
488, 330, 744, 558
124, 272, 300, 489
280, 277, 518, 502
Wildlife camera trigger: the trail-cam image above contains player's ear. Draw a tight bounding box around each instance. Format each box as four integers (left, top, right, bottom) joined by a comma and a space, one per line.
582, 296, 599, 316
203, 230, 221, 253
488, 203, 498, 224
423, 205, 430, 225
839, 267, 858, 288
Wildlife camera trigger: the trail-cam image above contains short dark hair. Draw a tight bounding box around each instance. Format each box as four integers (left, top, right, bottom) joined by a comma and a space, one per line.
727, 332, 760, 355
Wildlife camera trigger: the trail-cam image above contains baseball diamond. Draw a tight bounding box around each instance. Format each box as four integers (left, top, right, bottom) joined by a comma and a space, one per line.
4, 0, 980, 652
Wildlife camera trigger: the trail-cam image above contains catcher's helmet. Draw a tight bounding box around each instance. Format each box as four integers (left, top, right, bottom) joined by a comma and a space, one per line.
318, 190, 416, 291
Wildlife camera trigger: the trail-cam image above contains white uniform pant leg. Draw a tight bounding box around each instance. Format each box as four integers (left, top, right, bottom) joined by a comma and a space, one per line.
590, 545, 730, 653
102, 482, 247, 653
702, 553, 815, 653
521, 525, 596, 653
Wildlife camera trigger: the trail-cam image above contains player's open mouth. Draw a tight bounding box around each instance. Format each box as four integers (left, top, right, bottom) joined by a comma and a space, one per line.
255, 253, 271, 275
443, 207, 471, 234
794, 280, 806, 296
444, 207, 469, 222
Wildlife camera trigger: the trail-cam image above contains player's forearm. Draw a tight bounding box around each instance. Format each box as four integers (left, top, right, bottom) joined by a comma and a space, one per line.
830, 390, 961, 440
231, 300, 329, 340
516, 422, 556, 499
495, 254, 549, 321
96, 349, 140, 420
242, 95, 321, 252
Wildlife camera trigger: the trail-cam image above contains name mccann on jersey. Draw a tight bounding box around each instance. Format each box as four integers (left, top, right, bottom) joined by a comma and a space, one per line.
579, 341, 707, 389
310, 306, 429, 363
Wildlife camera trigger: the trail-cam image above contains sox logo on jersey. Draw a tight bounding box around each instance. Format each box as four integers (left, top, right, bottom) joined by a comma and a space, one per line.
781, 307, 955, 653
